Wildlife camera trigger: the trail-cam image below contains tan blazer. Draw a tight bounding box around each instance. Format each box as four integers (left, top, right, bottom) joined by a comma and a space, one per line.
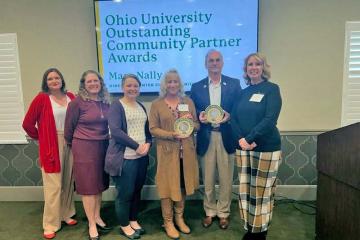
149, 96, 200, 201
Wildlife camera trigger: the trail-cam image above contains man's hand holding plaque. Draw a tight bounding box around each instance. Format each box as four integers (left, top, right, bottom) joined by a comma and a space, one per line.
204, 105, 225, 124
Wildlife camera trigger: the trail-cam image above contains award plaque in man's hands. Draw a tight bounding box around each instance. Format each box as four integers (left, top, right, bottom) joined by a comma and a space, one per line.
205, 105, 224, 124
174, 117, 194, 138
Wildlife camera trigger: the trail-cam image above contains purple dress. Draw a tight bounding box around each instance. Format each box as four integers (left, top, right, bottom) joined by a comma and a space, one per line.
64, 97, 110, 195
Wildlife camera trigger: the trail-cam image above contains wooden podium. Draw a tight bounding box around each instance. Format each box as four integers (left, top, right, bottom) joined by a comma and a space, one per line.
316, 122, 360, 240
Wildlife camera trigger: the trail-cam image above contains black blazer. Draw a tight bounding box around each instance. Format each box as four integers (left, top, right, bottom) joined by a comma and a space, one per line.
190, 75, 241, 156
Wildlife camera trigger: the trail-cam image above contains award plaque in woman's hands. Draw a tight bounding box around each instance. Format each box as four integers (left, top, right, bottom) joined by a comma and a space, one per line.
174, 117, 194, 138
205, 105, 224, 124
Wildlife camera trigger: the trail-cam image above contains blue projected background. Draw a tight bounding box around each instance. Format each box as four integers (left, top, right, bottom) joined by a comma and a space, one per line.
95, 0, 258, 93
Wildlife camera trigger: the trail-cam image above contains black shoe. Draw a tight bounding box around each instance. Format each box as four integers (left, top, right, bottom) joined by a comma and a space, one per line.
120, 228, 141, 239
258, 231, 267, 240
242, 232, 251, 240
133, 227, 145, 235
96, 223, 113, 232
246, 231, 267, 240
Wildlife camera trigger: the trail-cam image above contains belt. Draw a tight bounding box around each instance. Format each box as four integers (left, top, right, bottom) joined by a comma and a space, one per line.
211, 127, 221, 132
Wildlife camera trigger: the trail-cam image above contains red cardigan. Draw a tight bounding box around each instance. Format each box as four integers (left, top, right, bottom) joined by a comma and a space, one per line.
22, 92, 75, 173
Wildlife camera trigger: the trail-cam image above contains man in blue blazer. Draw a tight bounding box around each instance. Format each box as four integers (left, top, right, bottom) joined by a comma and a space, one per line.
190, 49, 240, 230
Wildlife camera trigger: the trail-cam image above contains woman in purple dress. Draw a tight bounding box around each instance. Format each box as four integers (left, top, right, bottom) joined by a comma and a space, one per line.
64, 70, 112, 240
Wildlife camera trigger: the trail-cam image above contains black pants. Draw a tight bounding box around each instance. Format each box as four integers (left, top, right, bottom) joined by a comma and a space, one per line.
112, 155, 149, 226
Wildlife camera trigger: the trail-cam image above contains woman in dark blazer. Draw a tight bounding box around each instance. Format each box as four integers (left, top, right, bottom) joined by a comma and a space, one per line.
231, 53, 282, 240
105, 74, 152, 239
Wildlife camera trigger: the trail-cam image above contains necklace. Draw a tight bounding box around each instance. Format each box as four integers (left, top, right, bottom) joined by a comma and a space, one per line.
165, 97, 183, 119
99, 102, 104, 119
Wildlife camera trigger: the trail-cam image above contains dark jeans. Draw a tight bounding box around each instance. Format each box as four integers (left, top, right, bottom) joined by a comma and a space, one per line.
112, 155, 149, 226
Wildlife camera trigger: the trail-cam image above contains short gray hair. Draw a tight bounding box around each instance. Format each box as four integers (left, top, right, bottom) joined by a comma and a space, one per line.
204, 49, 223, 65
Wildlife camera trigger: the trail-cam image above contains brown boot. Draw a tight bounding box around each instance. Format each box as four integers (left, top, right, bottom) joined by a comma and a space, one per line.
174, 197, 191, 234
161, 198, 180, 239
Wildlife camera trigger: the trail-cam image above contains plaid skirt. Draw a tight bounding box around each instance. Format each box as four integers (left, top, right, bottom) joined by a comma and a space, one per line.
236, 149, 281, 233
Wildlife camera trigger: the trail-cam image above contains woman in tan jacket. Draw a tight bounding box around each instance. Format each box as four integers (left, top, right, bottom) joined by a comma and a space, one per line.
149, 69, 200, 239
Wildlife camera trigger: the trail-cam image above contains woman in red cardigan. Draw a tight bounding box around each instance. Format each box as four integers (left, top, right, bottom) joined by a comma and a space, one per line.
22, 68, 77, 239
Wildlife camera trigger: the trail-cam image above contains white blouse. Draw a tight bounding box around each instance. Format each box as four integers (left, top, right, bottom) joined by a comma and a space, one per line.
50, 95, 70, 131
120, 99, 147, 159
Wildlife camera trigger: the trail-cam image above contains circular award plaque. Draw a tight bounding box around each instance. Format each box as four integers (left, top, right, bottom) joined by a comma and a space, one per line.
174, 117, 194, 138
205, 105, 224, 124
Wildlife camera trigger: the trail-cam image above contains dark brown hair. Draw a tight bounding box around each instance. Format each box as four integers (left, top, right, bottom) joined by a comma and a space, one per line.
41, 68, 66, 93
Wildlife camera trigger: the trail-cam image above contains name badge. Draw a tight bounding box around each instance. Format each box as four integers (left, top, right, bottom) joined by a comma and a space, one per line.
178, 104, 189, 112
249, 93, 264, 102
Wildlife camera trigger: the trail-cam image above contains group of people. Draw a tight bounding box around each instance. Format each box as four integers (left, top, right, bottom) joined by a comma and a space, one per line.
22, 49, 282, 240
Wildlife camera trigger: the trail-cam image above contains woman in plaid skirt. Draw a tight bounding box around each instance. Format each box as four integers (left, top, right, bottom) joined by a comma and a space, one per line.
231, 53, 282, 240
